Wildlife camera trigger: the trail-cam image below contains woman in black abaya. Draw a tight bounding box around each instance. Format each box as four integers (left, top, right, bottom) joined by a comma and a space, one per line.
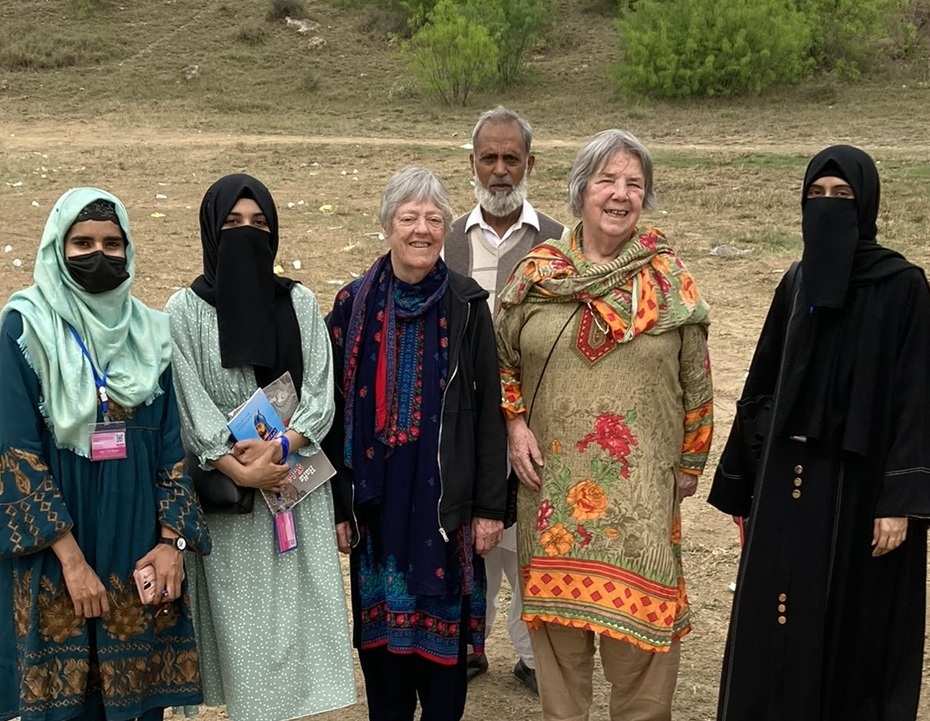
709, 145, 930, 721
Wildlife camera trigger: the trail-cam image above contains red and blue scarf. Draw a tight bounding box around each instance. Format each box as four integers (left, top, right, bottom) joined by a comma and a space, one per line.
340, 253, 455, 595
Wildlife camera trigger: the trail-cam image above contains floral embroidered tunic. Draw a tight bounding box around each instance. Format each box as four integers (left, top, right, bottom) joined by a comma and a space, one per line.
496, 230, 714, 653
166, 286, 355, 721
0, 311, 211, 721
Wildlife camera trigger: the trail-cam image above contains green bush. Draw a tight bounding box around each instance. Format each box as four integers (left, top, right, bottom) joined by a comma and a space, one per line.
891, 0, 930, 59
406, 0, 498, 105
478, 0, 552, 86
400, 0, 439, 30
615, 0, 812, 97
266, 0, 306, 21
801, 0, 902, 77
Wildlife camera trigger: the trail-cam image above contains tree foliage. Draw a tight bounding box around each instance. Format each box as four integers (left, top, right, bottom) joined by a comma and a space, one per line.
800, 0, 907, 77
405, 0, 498, 106
405, 0, 551, 104
615, 0, 812, 97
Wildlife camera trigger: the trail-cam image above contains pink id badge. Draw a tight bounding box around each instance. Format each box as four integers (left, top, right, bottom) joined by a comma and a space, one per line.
89, 421, 127, 461
274, 510, 298, 554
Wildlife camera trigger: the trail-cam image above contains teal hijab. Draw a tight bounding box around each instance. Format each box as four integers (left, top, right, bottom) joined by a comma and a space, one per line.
1, 187, 172, 456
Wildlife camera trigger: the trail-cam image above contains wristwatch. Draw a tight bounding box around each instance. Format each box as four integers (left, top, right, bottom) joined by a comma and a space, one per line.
158, 536, 188, 552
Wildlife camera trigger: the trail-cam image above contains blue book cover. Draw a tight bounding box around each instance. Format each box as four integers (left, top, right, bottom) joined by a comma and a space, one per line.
227, 377, 337, 514
227, 388, 285, 443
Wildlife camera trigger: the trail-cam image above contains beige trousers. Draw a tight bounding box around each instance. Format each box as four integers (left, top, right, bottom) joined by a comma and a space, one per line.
529, 622, 681, 721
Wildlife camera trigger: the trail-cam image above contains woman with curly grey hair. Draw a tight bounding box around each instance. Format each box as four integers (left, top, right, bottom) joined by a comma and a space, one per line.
497, 130, 714, 721
324, 166, 508, 721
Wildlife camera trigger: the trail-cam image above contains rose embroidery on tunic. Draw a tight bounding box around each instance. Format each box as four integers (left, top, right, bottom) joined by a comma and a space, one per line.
540, 523, 574, 557
576, 412, 638, 479
537, 499, 555, 531
566, 479, 608, 521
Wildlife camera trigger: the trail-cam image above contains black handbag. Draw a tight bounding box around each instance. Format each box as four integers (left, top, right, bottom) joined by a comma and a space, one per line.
504, 305, 582, 527
186, 453, 254, 515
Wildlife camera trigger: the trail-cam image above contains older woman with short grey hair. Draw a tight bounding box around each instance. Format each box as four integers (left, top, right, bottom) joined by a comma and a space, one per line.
324, 166, 508, 721
496, 130, 713, 721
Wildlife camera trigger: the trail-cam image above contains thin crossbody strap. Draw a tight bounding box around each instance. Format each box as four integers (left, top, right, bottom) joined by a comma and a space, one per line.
526, 304, 582, 423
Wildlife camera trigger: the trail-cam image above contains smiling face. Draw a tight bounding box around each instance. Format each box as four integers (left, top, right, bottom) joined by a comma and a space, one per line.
581, 150, 645, 251
806, 175, 855, 200
64, 220, 126, 259
222, 197, 270, 232
387, 199, 446, 283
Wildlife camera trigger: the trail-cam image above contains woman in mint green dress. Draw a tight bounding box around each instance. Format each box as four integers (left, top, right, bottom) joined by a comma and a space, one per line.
0, 188, 211, 721
166, 174, 355, 721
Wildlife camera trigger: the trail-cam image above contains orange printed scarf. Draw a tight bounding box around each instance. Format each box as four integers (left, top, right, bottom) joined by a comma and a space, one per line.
497, 223, 709, 342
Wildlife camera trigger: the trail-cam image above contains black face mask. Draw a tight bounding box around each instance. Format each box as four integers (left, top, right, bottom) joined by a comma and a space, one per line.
66, 251, 130, 294
801, 198, 859, 310
213, 225, 277, 369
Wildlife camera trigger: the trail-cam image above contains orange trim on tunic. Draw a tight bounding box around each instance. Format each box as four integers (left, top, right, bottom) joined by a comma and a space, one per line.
681, 398, 714, 465
521, 557, 690, 652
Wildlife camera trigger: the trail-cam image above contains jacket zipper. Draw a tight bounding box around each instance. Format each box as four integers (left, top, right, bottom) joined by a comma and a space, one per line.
436, 302, 469, 542
349, 479, 360, 549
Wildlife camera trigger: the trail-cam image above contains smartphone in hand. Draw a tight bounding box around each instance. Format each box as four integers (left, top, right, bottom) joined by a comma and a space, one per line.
133, 565, 157, 605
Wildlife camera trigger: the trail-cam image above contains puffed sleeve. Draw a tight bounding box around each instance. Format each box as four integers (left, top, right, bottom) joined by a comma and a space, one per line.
322, 282, 357, 528
0, 311, 73, 558
154, 366, 211, 554
165, 290, 233, 467
286, 286, 335, 455
678, 324, 714, 476
876, 270, 930, 518
495, 299, 528, 418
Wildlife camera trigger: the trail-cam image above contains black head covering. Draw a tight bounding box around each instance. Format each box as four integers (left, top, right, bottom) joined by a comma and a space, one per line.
775, 146, 915, 447
802, 145, 880, 238
74, 198, 122, 226
191, 174, 303, 391
800, 145, 910, 308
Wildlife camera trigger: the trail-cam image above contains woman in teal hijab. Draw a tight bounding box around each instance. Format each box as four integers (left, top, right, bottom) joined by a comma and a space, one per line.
0, 188, 211, 721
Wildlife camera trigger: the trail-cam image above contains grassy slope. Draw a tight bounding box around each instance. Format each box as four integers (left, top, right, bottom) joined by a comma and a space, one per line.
2, 4, 930, 718
1, 0, 929, 145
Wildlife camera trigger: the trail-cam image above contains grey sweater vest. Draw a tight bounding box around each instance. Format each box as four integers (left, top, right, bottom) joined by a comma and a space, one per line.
444, 210, 565, 294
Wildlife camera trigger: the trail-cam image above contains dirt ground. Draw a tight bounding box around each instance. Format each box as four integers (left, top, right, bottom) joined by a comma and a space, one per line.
2, 118, 929, 721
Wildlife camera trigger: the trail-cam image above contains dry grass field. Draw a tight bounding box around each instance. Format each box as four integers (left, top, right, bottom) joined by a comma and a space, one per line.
2, 1, 930, 719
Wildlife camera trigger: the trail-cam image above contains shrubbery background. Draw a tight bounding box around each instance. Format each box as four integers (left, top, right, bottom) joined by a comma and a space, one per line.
339, 0, 930, 102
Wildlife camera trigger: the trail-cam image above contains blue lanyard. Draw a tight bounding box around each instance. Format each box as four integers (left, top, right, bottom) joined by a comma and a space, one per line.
67, 325, 111, 419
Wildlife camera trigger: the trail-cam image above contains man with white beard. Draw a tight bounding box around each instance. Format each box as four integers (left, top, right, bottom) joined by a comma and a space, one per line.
445, 106, 563, 695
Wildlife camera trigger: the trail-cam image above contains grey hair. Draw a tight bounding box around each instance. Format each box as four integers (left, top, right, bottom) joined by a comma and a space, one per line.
471, 106, 533, 154
567, 129, 656, 217
379, 166, 454, 233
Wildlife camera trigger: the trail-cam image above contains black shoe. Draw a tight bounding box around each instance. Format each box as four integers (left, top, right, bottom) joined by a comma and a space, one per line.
466, 653, 489, 682
513, 658, 538, 695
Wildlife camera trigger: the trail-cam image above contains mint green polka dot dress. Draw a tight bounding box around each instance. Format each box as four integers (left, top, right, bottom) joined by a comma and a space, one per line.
166, 286, 355, 721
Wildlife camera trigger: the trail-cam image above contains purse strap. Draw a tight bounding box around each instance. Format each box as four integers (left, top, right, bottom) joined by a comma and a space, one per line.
525, 304, 582, 423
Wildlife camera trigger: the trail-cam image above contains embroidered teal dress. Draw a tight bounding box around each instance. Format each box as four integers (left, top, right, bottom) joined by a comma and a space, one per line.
0, 311, 211, 721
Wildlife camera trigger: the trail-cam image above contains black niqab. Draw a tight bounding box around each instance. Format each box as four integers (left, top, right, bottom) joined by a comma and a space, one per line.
775, 146, 917, 450
191, 174, 304, 392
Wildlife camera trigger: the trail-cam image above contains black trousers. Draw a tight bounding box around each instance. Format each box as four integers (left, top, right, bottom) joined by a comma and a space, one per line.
358, 644, 468, 721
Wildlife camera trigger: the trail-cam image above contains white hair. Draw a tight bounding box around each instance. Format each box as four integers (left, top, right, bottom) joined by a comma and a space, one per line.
567, 129, 656, 217
379, 166, 454, 233
471, 106, 533, 154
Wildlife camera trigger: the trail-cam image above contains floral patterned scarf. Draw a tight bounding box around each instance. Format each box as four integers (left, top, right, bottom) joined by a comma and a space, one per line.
497, 223, 709, 342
